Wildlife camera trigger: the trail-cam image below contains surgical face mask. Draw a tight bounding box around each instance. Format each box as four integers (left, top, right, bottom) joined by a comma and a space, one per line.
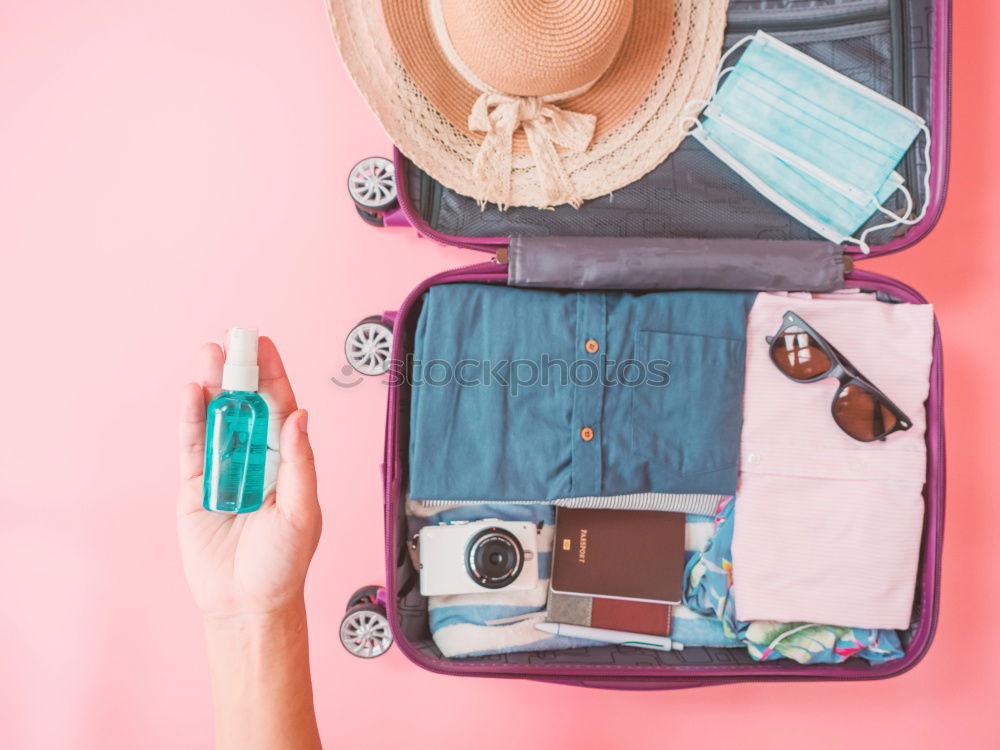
683, 31, 931, 254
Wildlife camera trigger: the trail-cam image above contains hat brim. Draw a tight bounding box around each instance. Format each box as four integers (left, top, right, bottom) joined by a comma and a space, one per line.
327, 0, 729, 208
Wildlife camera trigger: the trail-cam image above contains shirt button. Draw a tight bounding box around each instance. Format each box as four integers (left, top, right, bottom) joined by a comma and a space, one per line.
585, 339, 600, 354
747, 452, 762, 465
580, 427, 594, 442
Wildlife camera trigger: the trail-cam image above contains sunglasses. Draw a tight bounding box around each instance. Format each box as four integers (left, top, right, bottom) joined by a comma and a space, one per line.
766, 311, 912, 442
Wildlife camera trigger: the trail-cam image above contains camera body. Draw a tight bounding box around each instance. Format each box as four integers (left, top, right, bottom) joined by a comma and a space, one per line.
418, 519, 540, 596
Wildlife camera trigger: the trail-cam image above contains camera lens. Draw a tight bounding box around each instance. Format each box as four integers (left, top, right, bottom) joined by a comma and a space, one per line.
465, 527, 524, 589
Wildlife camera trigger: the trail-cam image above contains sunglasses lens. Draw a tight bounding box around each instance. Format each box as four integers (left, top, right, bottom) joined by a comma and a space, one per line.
833, 383, 899, 441
770, 327, 832, 381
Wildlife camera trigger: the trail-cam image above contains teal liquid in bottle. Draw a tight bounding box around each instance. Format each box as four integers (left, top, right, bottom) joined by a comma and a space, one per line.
203, 328, 269, 513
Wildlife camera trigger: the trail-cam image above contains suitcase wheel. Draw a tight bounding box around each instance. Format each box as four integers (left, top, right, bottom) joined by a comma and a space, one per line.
347, 156, 397, 225
345, 315, 393, 376
340, 602, 393, 659
345, 584, 382, 610
354, 204, 386, 228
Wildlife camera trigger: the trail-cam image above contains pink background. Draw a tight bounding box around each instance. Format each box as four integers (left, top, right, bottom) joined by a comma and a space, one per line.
1, 1, 998, 747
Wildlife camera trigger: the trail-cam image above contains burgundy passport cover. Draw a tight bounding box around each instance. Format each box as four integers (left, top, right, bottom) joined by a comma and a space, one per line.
591, 597, 672, 635
551, 508, 686, 604
546, 592, 673, 635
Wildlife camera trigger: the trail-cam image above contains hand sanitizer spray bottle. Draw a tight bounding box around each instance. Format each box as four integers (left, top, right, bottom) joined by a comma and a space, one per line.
203, 328, 269, 513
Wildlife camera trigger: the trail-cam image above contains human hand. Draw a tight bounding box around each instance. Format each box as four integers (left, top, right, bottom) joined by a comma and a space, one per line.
177, 336, 322, 620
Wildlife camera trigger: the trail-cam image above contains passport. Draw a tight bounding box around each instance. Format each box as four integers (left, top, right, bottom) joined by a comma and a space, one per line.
551, 508, 685, 604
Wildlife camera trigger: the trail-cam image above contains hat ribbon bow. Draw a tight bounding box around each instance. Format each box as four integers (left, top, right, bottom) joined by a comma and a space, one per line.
468, 93, 596, 210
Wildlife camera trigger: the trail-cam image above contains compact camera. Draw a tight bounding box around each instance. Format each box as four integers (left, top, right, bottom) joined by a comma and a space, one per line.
418, 519, 540, 596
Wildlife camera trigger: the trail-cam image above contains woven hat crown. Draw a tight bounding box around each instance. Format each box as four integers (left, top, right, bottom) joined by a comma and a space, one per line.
438, 0, 634, 97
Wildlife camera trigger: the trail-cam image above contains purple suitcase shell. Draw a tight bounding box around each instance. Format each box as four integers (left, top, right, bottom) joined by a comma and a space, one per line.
345, 0, 952, 687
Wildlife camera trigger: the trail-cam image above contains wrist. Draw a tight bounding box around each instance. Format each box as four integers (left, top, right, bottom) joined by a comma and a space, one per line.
201, 595, 320, 750
202, 596, 307, 635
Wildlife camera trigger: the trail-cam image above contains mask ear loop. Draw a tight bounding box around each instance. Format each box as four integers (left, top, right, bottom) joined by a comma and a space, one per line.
678, 98, 710, 136
847, 124, 933, 254
678, 34, 757, 137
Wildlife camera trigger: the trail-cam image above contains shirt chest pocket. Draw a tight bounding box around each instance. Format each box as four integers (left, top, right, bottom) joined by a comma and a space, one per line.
631, 330, 746, 478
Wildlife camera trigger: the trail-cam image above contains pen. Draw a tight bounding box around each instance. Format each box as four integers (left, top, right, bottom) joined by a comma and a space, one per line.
536, 622, 684, 651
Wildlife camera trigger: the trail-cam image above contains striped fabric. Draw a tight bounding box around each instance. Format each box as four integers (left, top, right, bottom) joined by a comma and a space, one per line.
731, 290, 934, 630
412, 492, 722, 516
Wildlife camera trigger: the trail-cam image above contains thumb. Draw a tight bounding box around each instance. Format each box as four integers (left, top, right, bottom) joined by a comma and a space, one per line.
274, 409, 319, 520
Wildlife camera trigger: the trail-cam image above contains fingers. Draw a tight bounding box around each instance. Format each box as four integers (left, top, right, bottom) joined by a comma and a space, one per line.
178, 382, 207, 480
256, 337, 299, 448
198, 343, 224, 407
274, 410, 320, 523
178, 382, 208, 514
178, 344, 220, 518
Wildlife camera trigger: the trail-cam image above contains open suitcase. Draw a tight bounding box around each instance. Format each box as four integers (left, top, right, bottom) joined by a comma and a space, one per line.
336, 0, 950, 689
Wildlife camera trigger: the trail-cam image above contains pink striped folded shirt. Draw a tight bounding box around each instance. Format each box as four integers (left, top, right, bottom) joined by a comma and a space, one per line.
731, 290, 934, 630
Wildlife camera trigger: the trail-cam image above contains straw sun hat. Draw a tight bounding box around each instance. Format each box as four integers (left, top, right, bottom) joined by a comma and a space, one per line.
327, 0, 729, 210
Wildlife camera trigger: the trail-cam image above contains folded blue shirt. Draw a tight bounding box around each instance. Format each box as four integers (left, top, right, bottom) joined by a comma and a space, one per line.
409, 284, 756, 501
